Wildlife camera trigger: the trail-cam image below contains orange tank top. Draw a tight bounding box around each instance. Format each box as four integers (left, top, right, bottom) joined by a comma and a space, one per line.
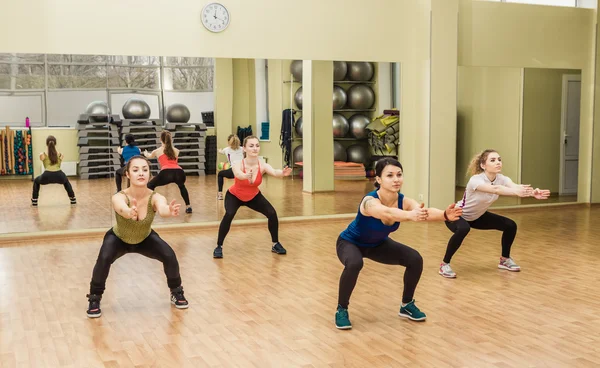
228, 160, 262, 202
158, 153, 181, 170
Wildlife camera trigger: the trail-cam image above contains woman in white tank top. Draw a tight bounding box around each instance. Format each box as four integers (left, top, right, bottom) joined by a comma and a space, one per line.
217, 134, 244, 199
439, 149, 550, 279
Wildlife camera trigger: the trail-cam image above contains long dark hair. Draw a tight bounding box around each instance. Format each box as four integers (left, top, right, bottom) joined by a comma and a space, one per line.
46, 135, 58, 165
374, 157, 403, 189
161, 131, 176, 160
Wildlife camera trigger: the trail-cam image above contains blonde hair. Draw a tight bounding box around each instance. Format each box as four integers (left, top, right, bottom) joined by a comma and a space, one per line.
228, 135, 240, 150
467, 149, 497, 176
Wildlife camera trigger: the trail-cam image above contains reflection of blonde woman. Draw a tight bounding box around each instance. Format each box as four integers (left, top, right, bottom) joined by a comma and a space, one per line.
31, 135, 76, 206
143, 131, 192, 214
217, 134, 243, 200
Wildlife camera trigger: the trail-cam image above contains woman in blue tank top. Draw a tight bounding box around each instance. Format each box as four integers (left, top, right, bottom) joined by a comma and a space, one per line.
335, 158, 463, 330
116, 134, 141, 192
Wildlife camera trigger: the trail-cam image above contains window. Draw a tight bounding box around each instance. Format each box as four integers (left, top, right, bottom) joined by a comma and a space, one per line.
0, 53, 45, 90
162, 57, 214, 91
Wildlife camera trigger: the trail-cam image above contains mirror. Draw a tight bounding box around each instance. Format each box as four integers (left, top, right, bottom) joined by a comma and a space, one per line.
0, 53, 401, 235
456, 66, 581, 207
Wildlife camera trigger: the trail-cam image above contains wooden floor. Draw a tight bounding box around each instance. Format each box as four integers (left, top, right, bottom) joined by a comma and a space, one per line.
1, 206, 599, 367
0, 176, 375, 235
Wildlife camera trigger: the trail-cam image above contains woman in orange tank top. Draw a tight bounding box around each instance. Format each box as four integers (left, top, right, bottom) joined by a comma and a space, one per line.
213, 135, 292, 258
143, 131, 193, 214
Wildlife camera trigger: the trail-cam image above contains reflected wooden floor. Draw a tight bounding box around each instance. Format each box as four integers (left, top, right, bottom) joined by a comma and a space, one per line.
0, 176, 374, 235
1, 206, 599, 367
455, 186, 578, 207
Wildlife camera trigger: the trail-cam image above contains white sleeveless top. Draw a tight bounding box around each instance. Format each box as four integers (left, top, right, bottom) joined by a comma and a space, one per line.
456, 173, 509, 221
222, 147, 244, 165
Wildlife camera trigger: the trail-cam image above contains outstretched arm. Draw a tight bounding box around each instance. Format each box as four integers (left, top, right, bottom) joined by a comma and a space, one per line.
112, 193, 137, 220
504, 178, 550, 200
360, 196, 427, 223
476, 177, 533, 197
144, 149, 158, 159
263, 163, 292, 178
153, 193, 180, 218
403, 197, 462, 222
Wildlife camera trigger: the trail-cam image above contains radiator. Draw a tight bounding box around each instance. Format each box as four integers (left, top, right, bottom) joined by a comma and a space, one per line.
41, 161, 77, 176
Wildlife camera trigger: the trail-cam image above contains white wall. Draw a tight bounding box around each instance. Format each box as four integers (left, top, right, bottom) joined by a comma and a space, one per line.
0, 94, 44, 126
47, 90, 108, 127
163, 91, 214, 124
254, 59, 268, 140
377, 62, 392, 110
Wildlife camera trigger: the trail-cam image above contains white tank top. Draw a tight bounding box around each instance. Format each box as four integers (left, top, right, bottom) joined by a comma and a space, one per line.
456, 173, 509, 221
222, 147, 244, 165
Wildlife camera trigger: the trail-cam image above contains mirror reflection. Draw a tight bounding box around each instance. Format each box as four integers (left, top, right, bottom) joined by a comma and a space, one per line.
456, 66, 581, 207
0, 54, 402, 235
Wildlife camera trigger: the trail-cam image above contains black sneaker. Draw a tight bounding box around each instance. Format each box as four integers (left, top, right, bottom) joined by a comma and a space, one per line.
185, 207, 193, 214
70, 197, 77, 205
170, 286, 189, 309
31, 198, 38, 207
86, 294, 102, 318
213, 245, 223, 258
272, 242, 287, 254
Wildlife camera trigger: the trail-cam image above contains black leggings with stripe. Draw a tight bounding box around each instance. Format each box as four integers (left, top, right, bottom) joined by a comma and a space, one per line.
217, 191, 279, 246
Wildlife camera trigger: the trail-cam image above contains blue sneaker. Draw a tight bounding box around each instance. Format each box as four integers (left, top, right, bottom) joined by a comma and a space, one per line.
335, 305, 352, 330
398, 300, 426, 321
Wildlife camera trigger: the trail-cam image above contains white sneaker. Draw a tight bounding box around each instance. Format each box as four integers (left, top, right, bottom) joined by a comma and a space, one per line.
498, 257, 521, 272
439, 263, 456, 278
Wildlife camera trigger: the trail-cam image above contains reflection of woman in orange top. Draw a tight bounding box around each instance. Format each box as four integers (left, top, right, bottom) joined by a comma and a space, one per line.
143, 131, 192, 214
213, 135, 292, 259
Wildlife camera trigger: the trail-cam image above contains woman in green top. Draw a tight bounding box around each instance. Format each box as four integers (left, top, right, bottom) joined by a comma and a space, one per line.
86, 155, 188, 318
31, 135, 76, 206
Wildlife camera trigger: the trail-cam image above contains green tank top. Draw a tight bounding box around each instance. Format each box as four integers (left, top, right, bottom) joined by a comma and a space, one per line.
113, 191, 156, 244
42, 153, 62, 172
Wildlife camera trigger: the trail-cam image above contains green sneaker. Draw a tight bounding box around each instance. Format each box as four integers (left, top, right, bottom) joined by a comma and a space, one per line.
335, 305, 352, 330
398, 300, 426, 321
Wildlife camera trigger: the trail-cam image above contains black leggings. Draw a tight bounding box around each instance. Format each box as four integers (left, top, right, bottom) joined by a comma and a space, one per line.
218, 168, 234, 192
32, 170, 75, 199
217, 191, 279, 246
89, 229, 182, 295
444, 211, 517, 263
336, 236, 423, 308
147, 169, 190, 206
115, 167, 128, 192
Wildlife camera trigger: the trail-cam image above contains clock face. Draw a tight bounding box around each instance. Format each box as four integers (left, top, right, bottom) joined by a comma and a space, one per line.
201, 3, 230, 33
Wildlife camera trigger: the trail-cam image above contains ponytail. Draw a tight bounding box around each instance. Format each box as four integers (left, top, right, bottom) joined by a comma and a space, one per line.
46, 135, 58, 165
161, 131, 176, 160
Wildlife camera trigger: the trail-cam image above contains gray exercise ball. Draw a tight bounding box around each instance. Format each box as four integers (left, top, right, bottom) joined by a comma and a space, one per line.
85, 101, 110, 122
347, 62, 374, 81
347, 85, 375, 110
349, 114, 370, 139
332, 113, 349, 138
295, 117, 303, 138
346, 144, 370, 165
334, 61, 348, 81
333, 85, 347, 110
334, 141, 347, 162
290, 60, 303, 81
122, 98, 151, 120
166, 103, 191, 123
293, 144, 303, 163
294, 86, 303, 110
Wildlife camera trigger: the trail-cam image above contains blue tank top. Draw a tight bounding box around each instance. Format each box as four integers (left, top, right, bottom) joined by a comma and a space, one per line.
122, 145, 141, 164
339, 190, 404, 248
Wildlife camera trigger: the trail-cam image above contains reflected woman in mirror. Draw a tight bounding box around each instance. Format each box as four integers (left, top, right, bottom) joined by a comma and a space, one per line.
115, 134, 141, 192
31, 135, 76, 206
217, 134, 243, 200
334, 157, 463, 330
213, 135, 292, 258
439, 149, 550, 279
86, 156, 188, 318
143, 131, 192, 214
